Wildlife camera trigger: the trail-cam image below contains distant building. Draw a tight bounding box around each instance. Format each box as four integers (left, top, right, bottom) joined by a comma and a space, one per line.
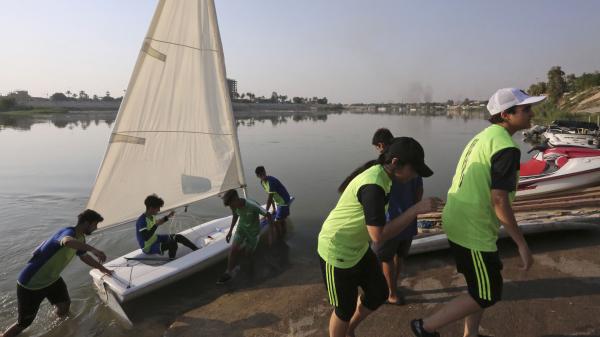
226, 78, 238, 98
7, 90, 31, 102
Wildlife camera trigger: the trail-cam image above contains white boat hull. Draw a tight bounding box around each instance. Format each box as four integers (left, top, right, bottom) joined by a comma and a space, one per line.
90, 198, 292, 304
518, 156, 600, 197
543, 131, 599, 149
90, 214, 236, 303
409, 218, 598, 255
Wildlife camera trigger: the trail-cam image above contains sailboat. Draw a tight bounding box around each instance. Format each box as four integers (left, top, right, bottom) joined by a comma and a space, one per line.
87, 0, 249, 311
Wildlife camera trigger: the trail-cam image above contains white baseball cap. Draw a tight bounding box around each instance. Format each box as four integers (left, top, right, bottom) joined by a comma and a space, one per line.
486, 88, 546, 115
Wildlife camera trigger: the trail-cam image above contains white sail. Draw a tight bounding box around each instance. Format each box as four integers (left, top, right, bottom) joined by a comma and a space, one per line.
87, 0, 245, 229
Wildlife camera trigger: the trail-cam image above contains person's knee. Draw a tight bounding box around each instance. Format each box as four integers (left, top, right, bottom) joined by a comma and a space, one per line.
469, 287, 502, 309
333, 306, 354, 322
361, 285, 388, 311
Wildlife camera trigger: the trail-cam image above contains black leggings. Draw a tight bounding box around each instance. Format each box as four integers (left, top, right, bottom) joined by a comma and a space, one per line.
161, 234, 198, 259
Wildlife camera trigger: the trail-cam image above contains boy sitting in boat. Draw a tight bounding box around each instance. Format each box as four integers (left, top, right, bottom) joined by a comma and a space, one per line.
218, 189, 272, 284
255, 166, 291, 242
136, 194, 198, 259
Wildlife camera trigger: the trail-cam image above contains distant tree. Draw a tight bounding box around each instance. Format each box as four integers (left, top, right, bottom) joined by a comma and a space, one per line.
92, 94, 99, 101
292, 96, 304, 104
50, 92, 68, 101
78, 90, 89, 101
446, 99, 454, 106
0, 97, 17, 111
72, 93, 78, 100
317, 97, 328, 104
462, 98, 470, 106
528, 82, 547, 96
565, 74, 577, 92
101, 91, 114, 102
65, 90, 72, 99
571, 71, 600, 92
270, 91, 279, 103
547, 66, 567, 103
279, 95, 288, 103
240, 93, 246, 99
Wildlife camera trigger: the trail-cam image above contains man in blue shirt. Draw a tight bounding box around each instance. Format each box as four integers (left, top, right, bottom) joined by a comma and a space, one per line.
255, 166, 291, 242
2, 209, 112, 337
371, 128, 423, 305
136, 194, 198, 259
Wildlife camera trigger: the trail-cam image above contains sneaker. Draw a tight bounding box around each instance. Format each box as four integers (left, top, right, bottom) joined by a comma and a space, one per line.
410, 319, 440, 337
216, 273, 232, 284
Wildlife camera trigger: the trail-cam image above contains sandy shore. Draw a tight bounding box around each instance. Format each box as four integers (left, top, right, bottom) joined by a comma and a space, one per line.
164, 220, 600, 337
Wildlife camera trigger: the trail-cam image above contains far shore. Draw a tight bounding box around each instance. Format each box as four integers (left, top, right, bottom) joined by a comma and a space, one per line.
0, 101, 344, 118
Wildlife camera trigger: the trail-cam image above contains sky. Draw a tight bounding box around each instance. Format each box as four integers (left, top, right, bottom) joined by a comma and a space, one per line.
1, 0, 599, 104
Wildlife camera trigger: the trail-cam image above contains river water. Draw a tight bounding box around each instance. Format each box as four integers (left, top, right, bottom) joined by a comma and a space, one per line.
0, 110, 531, 336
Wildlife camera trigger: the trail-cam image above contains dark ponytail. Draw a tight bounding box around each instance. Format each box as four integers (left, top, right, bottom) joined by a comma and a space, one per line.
337, 153, 387, 193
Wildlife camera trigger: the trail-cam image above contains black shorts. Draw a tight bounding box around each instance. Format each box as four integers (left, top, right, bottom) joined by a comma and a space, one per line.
17, 278, 70, 327
372, 237, 413, 262
449, 240, 503, 308
319, 249, 388, 322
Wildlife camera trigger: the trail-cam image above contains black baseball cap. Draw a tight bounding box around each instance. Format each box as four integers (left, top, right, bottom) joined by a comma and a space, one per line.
384, 137, 433, 177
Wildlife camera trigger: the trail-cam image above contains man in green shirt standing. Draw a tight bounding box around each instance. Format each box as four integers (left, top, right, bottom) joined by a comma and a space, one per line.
411, 88, 545, 337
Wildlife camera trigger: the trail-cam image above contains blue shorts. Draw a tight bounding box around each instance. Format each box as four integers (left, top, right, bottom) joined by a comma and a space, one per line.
275, 205, 290, 220
145, 234, 170, 254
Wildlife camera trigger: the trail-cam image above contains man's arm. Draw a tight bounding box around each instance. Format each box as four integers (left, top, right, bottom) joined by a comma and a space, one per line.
266, 194, 275, 213
156, 210, 175, 226
79, 253, 112, 275
490, 147, 532, 270
492, 189, 533, 270
226, 213, 239, 243
367, 198, 439, 243
358, 183, 440, 243
62, 237, 107, 263
415, 177, 424, 202
139, 225, 158, 241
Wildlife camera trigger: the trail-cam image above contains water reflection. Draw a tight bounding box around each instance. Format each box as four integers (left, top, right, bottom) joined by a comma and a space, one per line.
0, 108, 490, 131
0, 111, 115, 131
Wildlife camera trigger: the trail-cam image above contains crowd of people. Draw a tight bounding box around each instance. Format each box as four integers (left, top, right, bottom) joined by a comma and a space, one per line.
2, 87, 545, 337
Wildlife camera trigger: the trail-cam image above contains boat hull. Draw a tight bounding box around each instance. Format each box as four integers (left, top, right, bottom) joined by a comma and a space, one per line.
518, 156, 600, 197
544, 131, 599, 149
90, 198, 293, 304
90, 214, 235, 303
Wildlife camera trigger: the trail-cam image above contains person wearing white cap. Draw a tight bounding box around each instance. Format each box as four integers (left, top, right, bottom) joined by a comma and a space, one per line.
410, 88, 545, 337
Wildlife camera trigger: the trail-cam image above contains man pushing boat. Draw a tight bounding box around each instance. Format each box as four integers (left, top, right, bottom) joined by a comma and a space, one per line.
255, 165, 291, 243
218, 189, 272, 284
2, 210, 111, 337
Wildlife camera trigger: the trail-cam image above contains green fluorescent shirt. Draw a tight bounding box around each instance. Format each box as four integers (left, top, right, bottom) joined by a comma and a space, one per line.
442, 124, 520, 252
318, 164, 392, 268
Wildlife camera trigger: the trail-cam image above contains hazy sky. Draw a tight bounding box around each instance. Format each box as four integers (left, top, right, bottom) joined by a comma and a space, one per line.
1, 1, 599, 103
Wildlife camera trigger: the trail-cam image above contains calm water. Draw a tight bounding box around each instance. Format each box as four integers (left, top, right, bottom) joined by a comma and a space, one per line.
0, 110, 531, 336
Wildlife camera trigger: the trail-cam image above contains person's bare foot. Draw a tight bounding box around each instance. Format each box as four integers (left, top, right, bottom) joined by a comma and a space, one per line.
386, 293, 406, 305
